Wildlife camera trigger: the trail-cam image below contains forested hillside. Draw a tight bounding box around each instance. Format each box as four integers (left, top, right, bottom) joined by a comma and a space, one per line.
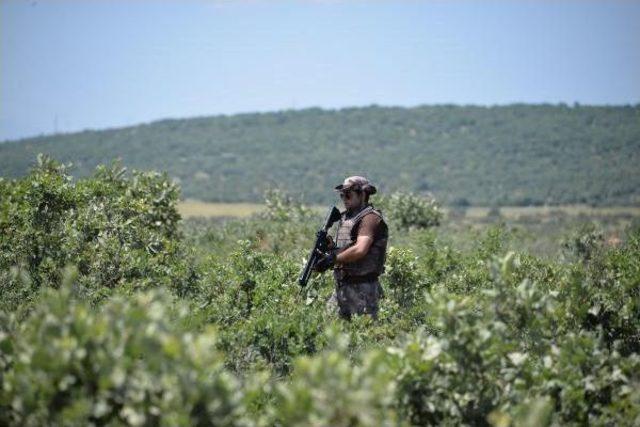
1, 104, 639, 205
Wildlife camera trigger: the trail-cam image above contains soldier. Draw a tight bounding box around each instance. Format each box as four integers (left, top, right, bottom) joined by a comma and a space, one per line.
314, 176, 388, 319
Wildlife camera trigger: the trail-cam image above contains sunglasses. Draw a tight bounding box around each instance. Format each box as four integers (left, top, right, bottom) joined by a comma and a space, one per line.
339, 189, 361, 200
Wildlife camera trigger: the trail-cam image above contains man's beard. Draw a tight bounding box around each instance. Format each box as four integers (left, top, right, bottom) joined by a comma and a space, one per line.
346, 202, 366, 215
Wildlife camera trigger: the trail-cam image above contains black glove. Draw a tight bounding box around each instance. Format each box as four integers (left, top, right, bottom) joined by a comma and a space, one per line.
325, 235, 335, 250
314, 251, 336, 273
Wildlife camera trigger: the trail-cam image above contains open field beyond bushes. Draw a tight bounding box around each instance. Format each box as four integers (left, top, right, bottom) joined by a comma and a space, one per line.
178, 200, 640, 220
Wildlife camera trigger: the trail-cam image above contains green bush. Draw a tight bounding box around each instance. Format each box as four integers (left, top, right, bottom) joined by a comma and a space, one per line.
389, 290, 531, 425
559, 226, 640, 356
2, 157, 640, 426
561, 223, 604, 263
386, 249, 640, 426
261, 188, 313, 223
0, 285, 244, 426
376, 192, 442, 230
530, 331, 640, 425
267, 330, 401, 427
0, 155, 197, 311
383, 247, 427, 309
192, 240, 332, 376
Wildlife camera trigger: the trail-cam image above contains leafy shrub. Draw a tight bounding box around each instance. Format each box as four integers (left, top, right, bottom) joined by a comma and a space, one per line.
261, 188, 312, 223
376, 192, 442, 230
267, 330, 401, 427
561, 223, 604, 263
389, 288, 532, 425
3, 157, 640, 426
387, 249, 640, 426
530, 331, 640, 425
193, 240, 332, 375
0, 285, 244, 426
0, 155, 197, 311
432, 225, 511, 296
559, 226, 640, 356
383, 247, 427, 309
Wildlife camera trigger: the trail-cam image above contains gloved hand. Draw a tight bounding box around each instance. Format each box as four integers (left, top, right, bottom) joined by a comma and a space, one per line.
325, 235, 335, 249
314, 251, 336, 273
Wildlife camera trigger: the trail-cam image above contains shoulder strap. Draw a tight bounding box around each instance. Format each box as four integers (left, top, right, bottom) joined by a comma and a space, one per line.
351, 205, 375, 224
349, 205, 380, 240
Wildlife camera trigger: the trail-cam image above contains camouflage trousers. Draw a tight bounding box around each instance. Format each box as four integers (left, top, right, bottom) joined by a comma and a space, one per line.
333, 279, 383, 320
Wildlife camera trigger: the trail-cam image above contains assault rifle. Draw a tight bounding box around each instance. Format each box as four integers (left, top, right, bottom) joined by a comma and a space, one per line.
298, 206, 342, 287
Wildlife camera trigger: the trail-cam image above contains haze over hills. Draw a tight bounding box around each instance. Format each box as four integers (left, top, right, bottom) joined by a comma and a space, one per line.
1, 104, 639, 206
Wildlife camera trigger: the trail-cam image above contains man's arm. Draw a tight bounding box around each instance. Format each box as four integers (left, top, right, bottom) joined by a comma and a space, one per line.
336, 235, 373, 263
336, 213, 381, 263
316, 213, 380, 270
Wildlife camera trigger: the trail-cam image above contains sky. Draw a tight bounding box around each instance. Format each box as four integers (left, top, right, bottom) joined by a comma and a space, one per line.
1, 0, 639, 141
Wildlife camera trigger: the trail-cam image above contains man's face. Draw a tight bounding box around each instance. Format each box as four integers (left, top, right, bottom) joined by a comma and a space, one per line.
339, 188, 365, 211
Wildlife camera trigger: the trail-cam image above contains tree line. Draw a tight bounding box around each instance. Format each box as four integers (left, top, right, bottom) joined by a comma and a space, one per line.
1, 104, 639, 206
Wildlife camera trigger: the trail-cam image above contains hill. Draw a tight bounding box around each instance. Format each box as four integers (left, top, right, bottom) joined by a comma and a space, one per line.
1, 104, 639, 205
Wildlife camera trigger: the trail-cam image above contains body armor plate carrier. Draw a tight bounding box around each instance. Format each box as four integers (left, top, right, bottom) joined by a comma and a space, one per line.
334, 205, 388, 281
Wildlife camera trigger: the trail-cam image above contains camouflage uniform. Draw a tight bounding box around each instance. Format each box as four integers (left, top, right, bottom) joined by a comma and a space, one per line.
335, 278, 383, 319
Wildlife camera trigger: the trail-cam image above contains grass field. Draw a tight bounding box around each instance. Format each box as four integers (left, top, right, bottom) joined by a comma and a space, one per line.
179, 200, 640, 219
463, 205, 640, 219
178, 200, 265, 218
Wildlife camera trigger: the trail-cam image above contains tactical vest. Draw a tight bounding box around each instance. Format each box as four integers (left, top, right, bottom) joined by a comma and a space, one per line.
334, 205, 388, 279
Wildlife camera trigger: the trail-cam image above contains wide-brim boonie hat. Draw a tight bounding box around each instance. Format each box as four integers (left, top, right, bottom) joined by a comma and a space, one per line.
334, 176, 377, 195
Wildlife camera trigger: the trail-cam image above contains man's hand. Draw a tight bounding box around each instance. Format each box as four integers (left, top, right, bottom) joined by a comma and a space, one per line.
314, 251, 336, 273
325, 235, 335, 249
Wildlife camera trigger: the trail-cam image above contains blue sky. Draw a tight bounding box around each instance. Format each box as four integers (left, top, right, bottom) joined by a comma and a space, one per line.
1, 0, 639, 141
